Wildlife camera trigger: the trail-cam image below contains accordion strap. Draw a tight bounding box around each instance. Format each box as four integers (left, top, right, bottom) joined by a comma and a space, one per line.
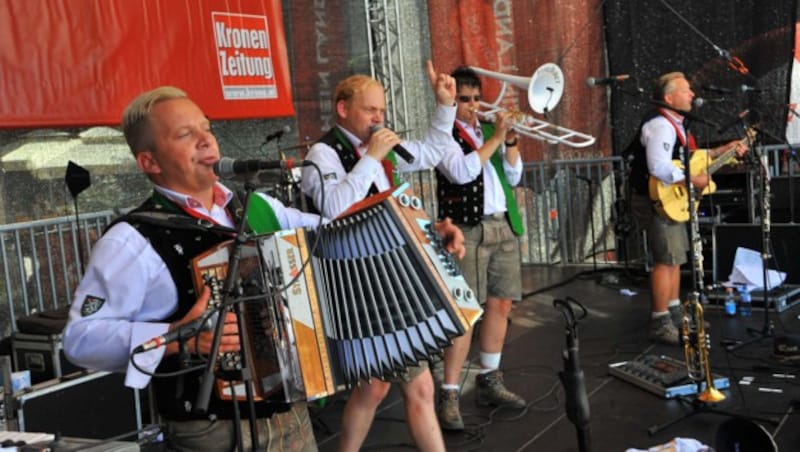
123, 211, 235, 235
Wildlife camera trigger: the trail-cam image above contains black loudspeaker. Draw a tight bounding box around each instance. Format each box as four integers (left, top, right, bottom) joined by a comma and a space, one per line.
15, 371, 141, 440
712, 224, 800, 284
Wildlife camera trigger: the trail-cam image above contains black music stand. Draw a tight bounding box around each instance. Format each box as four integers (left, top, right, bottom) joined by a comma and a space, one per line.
65, 161, 91, 276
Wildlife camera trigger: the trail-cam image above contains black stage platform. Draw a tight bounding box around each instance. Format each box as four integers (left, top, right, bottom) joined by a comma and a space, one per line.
309, 265, 800, 451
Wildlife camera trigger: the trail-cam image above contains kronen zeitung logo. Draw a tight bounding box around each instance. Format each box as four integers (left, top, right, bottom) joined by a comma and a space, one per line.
212, 12, 277, 100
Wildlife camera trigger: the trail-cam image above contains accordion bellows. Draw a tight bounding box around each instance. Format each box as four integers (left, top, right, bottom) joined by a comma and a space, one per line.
193, 185, 482, 402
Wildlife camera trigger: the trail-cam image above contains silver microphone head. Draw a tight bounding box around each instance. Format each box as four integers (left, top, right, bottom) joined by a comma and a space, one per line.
692, 97, 705, 108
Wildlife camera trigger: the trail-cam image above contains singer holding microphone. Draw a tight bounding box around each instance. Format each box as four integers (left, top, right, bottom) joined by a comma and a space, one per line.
62, 86, 321, 451
625, 72, 748, 345
300, 60, 462, 452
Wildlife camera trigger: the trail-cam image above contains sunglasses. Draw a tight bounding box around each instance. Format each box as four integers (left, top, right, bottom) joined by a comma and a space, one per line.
457, 95, 481, 103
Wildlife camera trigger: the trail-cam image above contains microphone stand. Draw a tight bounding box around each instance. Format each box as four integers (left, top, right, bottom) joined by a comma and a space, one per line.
728, 125, 776, 351
554, 297, 591, 452
194, 182, 260, 451
646, 111, 753, 435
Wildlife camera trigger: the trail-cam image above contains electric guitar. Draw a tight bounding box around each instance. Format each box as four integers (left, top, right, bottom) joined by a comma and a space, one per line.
649, 132, 752, 222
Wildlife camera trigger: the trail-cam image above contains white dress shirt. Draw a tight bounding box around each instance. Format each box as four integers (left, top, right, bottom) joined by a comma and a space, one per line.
301, 104, 458, 218
641, 112, 688, 185
437, 119, 523, 215
62, 183, 320, 389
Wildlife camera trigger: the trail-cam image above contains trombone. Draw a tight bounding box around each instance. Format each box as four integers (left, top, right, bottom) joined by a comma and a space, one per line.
470, 64, 596, 148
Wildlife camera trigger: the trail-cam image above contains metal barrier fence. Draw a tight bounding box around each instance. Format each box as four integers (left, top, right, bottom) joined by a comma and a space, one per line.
5, 146, 793, 335
0, 155, 629, 335
0, 211, 118, 337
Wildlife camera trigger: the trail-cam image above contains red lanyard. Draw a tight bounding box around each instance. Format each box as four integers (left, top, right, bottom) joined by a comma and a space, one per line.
659, 109, 696, 151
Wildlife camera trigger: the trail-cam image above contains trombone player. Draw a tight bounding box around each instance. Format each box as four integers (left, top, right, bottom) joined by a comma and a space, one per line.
434, 66, 526, 431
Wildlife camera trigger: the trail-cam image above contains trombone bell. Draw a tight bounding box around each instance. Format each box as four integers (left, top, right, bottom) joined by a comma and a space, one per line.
468, 64, 595, 148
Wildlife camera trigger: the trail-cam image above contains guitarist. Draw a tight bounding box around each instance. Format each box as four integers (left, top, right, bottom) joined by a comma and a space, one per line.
626, 72, 747, 345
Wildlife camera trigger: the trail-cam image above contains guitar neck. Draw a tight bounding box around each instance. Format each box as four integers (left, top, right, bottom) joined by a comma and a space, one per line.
706, 147, 738, 176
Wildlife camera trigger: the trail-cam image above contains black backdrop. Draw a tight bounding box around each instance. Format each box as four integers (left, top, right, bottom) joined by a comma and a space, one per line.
603, 0, 797, 153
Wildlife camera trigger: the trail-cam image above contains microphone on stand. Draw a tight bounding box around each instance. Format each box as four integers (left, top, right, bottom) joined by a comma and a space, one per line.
740, 84, 763, 93
701, 84, 733, 95
692, 97, 726, 109
213, 157, 311, 179
585, 74, 630, 87
263, 125, 291, 144
133, 313, 219, 353
368, 125, 415, 163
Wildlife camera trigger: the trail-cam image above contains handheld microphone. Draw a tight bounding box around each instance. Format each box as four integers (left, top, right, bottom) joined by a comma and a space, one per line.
368, 125, 415, 163
717, 109, 750, 134
701, 84, 733, 94
585, 74, 630, 87
264, 125, 291, 144
133, 313, 218, 353
213, 157, 310, 178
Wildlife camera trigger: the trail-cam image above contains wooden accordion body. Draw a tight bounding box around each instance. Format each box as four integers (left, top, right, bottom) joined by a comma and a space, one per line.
192, 186, 482, 402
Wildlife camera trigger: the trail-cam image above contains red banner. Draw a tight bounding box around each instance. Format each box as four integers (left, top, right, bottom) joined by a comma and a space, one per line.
0, 0, 294, 128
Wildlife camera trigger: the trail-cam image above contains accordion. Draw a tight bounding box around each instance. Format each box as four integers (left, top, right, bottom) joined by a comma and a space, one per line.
192, 186, 482, 402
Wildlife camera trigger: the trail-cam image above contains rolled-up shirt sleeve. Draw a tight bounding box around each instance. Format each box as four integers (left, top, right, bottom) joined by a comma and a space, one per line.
503, 146, 523, 186
395, 104, 458, 172
62, 222, 177, 389
642, 117, 685, 184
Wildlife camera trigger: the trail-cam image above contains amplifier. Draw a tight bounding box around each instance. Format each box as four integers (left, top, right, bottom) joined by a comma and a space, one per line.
609, 354, 729, 399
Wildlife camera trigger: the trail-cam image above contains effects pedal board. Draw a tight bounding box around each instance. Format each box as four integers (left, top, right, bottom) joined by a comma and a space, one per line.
609, 354, 730, 399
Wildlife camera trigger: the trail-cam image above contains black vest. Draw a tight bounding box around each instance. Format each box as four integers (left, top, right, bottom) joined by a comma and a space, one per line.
436, 122, 492, 226
625, 110, 685, 196
305, 128, 382, 214
115, 194, 291, 420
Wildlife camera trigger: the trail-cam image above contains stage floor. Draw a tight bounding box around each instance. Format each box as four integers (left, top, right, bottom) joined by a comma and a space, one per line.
310, 265, 800, 451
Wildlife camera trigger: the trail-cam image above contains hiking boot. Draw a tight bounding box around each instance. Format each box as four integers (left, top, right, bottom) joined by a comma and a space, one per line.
475, 370, 526, 409
437, 388, 464, 431
668, 305, 683, 329
649, 315, 680, 345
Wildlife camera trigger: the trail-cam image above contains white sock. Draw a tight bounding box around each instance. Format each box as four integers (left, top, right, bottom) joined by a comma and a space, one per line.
651, 310, 669, 319
479, 352, 501, 373
668, 299, 681, 308
441, 384, 459, 391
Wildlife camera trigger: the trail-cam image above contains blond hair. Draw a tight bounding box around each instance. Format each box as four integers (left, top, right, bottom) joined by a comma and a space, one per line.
121, 86, 188, 155
653, 72, 686, 101
333, 75, 383, 106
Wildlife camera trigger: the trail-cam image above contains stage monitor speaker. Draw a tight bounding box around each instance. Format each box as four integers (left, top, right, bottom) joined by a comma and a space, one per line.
712, 223, 800, 285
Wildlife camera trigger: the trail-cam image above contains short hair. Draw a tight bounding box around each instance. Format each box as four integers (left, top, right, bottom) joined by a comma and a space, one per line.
121, 86, 188, 156
333, 75, 383, 106
653, 72, 685, 101
451, 66, 481, 91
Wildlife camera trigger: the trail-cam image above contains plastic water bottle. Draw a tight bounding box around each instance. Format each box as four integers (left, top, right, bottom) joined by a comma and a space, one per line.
724, 288, 737, 317
739, 286, 752, 317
